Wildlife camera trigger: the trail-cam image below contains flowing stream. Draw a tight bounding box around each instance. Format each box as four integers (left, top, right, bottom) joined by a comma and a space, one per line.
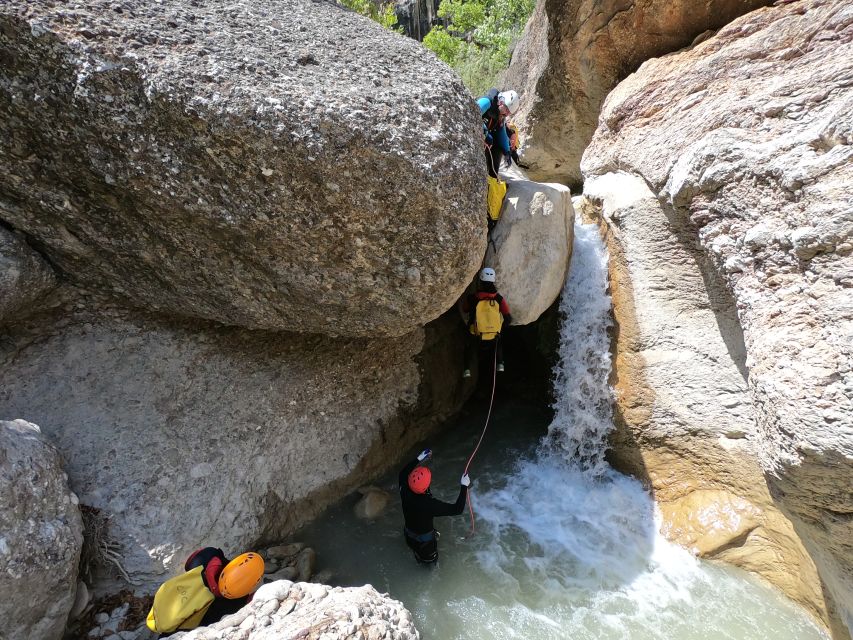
297, 223, 828, 640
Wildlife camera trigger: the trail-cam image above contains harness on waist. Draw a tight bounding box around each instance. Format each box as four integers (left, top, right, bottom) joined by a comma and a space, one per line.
404, 527, 436, 543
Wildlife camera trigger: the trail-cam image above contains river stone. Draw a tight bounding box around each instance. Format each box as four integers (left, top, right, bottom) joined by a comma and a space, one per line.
70, 580, 91, 620
264, 565, 298, 583
265, 543, 304, 561
295, 548, 316, 582
0, 0, 486, 337
0, 226, 56, 326
0, 307, 469, 585
484, 170, 573, 325
502, 0, 773, 186
171, 582, 418, 639
354, 486, 392, 520
582, 0, 852, 634
0, 419, 84, 640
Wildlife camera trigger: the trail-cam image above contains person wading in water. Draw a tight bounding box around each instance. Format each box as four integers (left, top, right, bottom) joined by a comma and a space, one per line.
399, 448, 470, 564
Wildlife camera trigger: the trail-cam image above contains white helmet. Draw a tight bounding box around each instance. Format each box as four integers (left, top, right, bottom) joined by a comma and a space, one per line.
498, 90, 520, 115
479, 267, 496, 283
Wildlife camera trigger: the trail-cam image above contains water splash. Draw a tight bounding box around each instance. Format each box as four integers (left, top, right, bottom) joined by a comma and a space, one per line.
546, 222, 614, 474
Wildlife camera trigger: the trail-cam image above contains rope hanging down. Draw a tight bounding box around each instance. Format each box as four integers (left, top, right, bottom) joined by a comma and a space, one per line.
463, 340, 499, 536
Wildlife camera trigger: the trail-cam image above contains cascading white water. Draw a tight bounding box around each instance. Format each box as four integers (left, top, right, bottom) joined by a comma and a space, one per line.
297, 221, 828, 640
546, 221, 614, 473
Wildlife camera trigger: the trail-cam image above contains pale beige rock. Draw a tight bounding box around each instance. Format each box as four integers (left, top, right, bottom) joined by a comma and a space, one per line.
172, 581, 419, 640
582, 1, 853, 634
659, 490, 762, 556
354, 487, 392, 520
502, 0, 772, 186
485, 172, 574, 325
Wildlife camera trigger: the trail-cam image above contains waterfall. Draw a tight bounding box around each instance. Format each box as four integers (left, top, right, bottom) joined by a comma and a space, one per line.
297, 221, 828, 640
545, 222, 614, 475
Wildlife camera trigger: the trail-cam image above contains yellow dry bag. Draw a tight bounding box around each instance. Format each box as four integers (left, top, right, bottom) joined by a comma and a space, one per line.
487, 176, 506, 222
475, 298, 504, 341
146, 566, 215, 634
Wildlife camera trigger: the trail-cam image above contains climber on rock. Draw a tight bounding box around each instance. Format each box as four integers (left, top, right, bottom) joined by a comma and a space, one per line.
462, 267, 512, 379
478, 88, 521, 178
399, 448, 470, 564
147, 548, 264, 636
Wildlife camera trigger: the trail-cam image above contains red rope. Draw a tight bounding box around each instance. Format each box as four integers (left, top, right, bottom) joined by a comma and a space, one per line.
463, 340, 499, 536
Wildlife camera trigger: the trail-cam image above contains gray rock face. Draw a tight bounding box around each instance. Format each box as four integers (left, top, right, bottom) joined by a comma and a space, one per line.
0, 419, 84, 640
0, 0, 486, 337
502, 0, 773, 186
0, 308, 468, 585
582, 0, 852, 634
0, 227, 56, 326
172, 580, 419, 640
485, 170, 573, 325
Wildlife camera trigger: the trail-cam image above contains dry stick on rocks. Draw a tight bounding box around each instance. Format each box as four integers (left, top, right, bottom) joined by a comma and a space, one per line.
80, 505, 139, 585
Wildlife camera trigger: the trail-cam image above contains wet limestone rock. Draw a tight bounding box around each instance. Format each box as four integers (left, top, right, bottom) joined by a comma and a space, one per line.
0, 419, 84, 640
172, 581, 419, 640
659, 490, 762, 557
579, 177, 830, 628
502, 0, 773, 186
485, 171, 573, 325
582, 1, 852, 635
0, 227, 56, 326
0, 0, 486, 337
0, 307, 469, 585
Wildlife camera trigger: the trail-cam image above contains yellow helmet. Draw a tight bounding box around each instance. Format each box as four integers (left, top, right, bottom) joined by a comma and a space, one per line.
218, 552, 264, 599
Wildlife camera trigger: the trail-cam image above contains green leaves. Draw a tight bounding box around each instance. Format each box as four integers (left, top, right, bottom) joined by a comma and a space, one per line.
424, 0, 535, 93
339, 0, 401, 32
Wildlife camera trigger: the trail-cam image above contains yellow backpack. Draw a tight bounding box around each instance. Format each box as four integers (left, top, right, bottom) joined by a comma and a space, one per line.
487, 176, 506, 222
474, 297, 504, 341
146, 566, 215, 634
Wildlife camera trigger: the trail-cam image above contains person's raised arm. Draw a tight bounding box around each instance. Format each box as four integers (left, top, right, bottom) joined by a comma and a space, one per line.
427, 474, 471, 516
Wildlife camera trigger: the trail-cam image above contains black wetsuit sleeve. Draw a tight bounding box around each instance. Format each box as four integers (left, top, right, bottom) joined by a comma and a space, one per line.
427, 485, 468, 517
399, 458, 419, 488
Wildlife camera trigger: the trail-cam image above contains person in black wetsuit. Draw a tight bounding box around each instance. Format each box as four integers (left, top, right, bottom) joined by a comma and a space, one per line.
399, 448, 471, 564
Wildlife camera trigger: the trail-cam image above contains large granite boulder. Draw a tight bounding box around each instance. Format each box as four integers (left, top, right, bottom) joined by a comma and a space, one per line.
582, 0, 852, 634
0, 307, 469, 585
172, 580, 419, 640
0, 419, 84, 640
485, 170, 573, 325
0, 226, 56, 326
502, 0, 773, 186
0, 0, 486, 337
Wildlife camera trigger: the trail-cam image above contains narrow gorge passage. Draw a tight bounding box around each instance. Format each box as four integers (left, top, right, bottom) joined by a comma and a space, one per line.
290, 224, 828, 639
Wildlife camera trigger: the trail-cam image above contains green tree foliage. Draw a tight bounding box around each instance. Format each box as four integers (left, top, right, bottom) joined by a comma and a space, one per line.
340, 0, 401, 31
424, 0, 535, 93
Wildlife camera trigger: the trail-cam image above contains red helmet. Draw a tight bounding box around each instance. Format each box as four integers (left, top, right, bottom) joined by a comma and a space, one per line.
408, 466, 431, 494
